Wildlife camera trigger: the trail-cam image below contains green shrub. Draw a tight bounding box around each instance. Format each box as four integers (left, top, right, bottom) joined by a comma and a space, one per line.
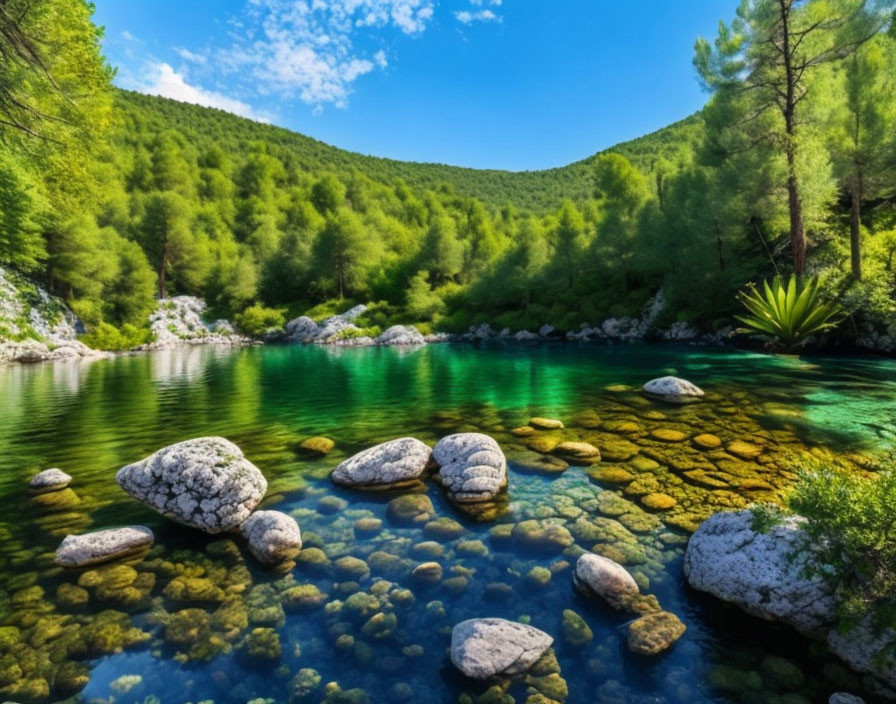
234, 305, 287, 337
735, 275, 844, 350
786, 466, 896, 644
80, 322, 152, 351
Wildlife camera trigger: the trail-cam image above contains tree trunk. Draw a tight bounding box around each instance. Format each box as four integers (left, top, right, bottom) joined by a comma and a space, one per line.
779, 0, 807, 276
850, 169, 863, 280
158, 263, 166, 300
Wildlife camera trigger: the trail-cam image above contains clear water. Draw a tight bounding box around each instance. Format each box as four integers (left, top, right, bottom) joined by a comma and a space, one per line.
2, 342, 895, 704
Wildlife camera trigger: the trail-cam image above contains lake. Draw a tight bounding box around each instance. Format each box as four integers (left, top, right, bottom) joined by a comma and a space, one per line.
1, 341, 895, 704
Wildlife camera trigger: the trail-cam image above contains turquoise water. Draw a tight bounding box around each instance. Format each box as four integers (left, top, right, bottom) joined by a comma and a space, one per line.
1, 342, 895, 704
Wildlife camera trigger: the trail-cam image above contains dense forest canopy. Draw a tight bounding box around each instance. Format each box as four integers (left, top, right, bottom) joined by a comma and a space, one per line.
0, 0, 895, 345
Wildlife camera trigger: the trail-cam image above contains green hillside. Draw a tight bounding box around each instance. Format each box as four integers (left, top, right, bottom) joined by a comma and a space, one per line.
117, 90, 703, 213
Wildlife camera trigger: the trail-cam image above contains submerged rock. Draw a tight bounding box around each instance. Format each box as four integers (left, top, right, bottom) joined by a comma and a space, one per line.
331, 437, 432, 489
641, 376, 704, 403
28, 468, 72, 494
450, 618, 553, 679
55, 526, 154, 567
529, 417, 564, 430
433, 433, 507, 503
239, 510, 302, 566
626, 611, 686, 655
574, 553, 639, 609
298, 436, 335, 455
116, 437, 267, 533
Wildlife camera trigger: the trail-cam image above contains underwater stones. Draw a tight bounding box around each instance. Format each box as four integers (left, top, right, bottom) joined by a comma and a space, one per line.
317, 496, 347, 514
116, 437, 267, 533
334, 556, 370, 580
761, 654, 805, 690
650, 429, 687, 442
282, 584, 327, 611
239, 510, 302, 566
298, 436, 336, 455
551, 442, 601, 463
290, 668, 322, 702
514, 451, 569, 475
526, 434, 561, 454
450, 618, 554, 679
55, 526, 154, 567
512, 520, 574, 553
726, 440, 764, 460
574, 553, 639, 609
243, 627, 281, 661
412, 561, 443, 584
641, 376, 704, 403
353, 517, 382, 536
684, 510, 833, 632
386, 494, 435, 525
529, 417, 564, 430
626, 611, 686, 655
640, 493, 677, 511
423, 517, 466, 541
434, 433, 507, 503
165, 608, 211, 644
599, 440, 640, 462
587, 467, 635, 485
361, 611, 397, 639
331, 437, 432, 489
163, 576, 226, 604
561, 609, 593, 645
56, 582, 89, 608
511, 426, 537, 437
28, 468, 72, 494
526, 566, 552, 587
31, 486, 80, 510
693, 433, 722, 450
296, 547, 329, 571
411, 541, 445, 559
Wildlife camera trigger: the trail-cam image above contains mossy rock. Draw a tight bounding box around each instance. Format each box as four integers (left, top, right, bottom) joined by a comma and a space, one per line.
30, 487, 81, 511
333, 556, 370, 580
441, 575, 470, 596
317, 496, 348, 514
353, 517, 383, 536
587, 466, 634, 485
526, 435, 561, 453
411, 541, 445, 559
456, 539, 489, 557
360, 611, 397, 639
412, 562, 443, 584
56, 582, 89, 608
640, 493, 677, 511
282, 584, 328, 611
366, 551, 409, 578
560, 608, 593, 646
423, 517, 465, 541
386, 494, 434, 525
627, 610, 686, 655
290, 667, 322, 702
650, 429, 687, 442
165, 608, 211, 644
529, 417, 564, 430
525, 672, 568, 701
599, 440, 640, 462
243, 627, 281, 661
513, 452, 569, 475
298, 437, 336, 455
296, 547, 330, 570
162, 576, 226, 604
552, 441, 601, 463
707, 664, 763, 693
511, 426, 537, 437
726, 440, 764, 460
693, 433, 722, 450
525, 566, 552, 587
512, 520, 574, 553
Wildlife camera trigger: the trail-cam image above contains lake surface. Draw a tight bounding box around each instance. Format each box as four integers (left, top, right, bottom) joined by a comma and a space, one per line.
1, 342, 895, 704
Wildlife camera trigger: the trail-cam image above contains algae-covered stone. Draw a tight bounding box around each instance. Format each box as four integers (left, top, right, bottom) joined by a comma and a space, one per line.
693, 433, 722, 450
552, 442, 601, 463
354, 517, 382, 535
331, 437, 432, 489
290, 668, 322, 702
55, 526, 154, 567
650, 429, 687, 442
511, 426, 537, 437
57, 582, 89, 608
165, 608, 211, 644
626, 610, 686, 655
525, 566, 552, 587
239, 510, 302, 566
451, 618, 553, 679
412, 562, 443, 584
640, 493, 677, 511
317, 496, 347, 514
361, 612, 397, 639
243, 627, 281, 660
163, 576, 226, 603
512, 520, 574, 553
561, 609, 593, 645
423, 517, 465, 541
587, 467, 635, 484
386, 494, 434, 525
282, 584, 328, 611
299, 436, 335, 455
529, 417, 564, 430
116, 437, 267, 533
456, 539, 489, 557
333, 556, 370, 580
727, 440, 764, 460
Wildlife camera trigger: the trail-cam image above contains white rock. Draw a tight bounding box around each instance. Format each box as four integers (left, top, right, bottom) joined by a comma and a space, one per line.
829, 694, 866, 704
642, 376, 704, 402
284, 316, 320, 342
331, 438, 432, 488
539, 324, 555, 337
450, 618, 553, 679
513, 330, 540, 341
339, 304, 368, 321
575, 553, 639, 609
28, 468, 72, 494
240, 510, 302, 565
434, 433, 506, 503
116, 437, 268, 533
55, 526, 154, 567
376, 325, 425, 346
684, 510, 833, 632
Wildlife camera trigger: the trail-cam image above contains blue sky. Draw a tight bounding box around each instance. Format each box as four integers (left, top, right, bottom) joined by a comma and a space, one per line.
95, 1, 737, 171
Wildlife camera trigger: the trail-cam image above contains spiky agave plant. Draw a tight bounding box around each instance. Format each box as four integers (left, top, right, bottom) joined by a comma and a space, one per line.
736, 275, 844, 350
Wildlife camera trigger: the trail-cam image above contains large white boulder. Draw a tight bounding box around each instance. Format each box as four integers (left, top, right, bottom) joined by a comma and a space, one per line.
116, 437, 267, 533
575, 553, 640, 609
55, 526, 154, 567
284, 316, 320, 342
376, 325, 425, 346
240, 510, 302, 566
450, 618, 553, 679
434, 433, 507, 503
331, 438, 432, 489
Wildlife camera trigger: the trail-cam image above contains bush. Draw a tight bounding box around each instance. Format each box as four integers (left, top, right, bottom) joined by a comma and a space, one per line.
234, 305, 286, 337
786, 465, 896, 641
80, 322, 152, 351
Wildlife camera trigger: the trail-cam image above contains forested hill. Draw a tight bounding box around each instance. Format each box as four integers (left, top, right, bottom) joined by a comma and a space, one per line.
118, 90, 703, 213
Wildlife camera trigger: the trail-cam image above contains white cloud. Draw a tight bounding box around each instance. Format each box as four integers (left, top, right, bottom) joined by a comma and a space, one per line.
455, 9, 499, 24
121, 30, 135, 41
174, 47, 207, 65
137, 62, 270, 122
209, 0, 435, 108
